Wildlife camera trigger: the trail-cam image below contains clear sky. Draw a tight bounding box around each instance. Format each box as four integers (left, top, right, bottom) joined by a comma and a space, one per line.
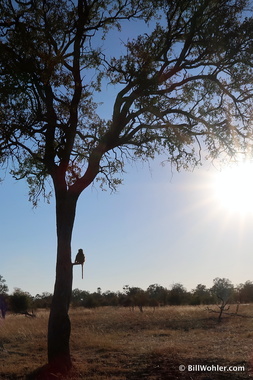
2, 154, 253, 296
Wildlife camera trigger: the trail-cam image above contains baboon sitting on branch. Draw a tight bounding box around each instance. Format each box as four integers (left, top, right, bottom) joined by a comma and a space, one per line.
75, 249, 85, 264
73, 249, 85, 279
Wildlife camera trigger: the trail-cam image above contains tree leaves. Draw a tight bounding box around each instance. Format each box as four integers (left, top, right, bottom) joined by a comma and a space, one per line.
1, 0, 253, 202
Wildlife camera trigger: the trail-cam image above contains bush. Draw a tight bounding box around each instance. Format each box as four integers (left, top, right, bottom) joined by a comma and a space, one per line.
9, 288, 32, 313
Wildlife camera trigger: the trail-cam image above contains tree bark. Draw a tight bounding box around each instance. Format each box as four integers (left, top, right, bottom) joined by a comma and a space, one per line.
47, 186, 78, 371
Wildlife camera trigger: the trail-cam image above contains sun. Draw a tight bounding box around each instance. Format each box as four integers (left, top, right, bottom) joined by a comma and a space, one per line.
213, 161, 253, 214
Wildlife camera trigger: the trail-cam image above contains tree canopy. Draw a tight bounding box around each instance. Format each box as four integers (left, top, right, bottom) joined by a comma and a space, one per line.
1, 0, 253, 204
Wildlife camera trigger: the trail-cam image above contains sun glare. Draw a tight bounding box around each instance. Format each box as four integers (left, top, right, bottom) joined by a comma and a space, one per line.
213, 162, 253, 214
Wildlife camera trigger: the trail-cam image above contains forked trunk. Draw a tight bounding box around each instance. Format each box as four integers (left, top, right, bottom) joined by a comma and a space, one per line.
47, 189, 78, 371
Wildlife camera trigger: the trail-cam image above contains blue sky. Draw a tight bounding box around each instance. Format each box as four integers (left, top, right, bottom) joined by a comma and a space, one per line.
2, 155, 253, 296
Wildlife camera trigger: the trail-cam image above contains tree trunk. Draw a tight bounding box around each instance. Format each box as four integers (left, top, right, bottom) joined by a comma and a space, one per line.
47, 188, 78, 371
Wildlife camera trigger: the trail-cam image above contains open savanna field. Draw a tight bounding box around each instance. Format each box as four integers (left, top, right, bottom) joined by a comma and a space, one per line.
1, 305, 253, 379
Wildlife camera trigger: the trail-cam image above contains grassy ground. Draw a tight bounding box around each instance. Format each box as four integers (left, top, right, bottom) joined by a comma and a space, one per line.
1, 305, 253, 379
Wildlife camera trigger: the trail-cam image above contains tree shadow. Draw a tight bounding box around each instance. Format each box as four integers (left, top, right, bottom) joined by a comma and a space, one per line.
26, 362, 79, 380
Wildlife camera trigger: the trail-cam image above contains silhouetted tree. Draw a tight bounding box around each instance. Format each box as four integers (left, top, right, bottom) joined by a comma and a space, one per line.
1, 0, 253, 373
9, 288, 33, 314
34, 292, 53, 309
71, 288, 91, 307
101, 290, 119, 306
120, 286, 147, 311
147, 283, 168, 306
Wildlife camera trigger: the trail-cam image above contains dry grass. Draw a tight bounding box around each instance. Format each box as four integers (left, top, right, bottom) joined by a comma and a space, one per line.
1, 305, 253, 379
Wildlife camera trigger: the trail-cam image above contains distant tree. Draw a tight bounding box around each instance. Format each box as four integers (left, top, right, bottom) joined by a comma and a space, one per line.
84, 292, 101, 308
237, 281, 253, 303
1, 0, 253, 373
97, 287, 102, 295
71, 288, 84, 308
146, 284, 168, 306
101, 290, 119, 307
191, 284, 214, 305
34, 292, 53, 309
169, 283, 188, 305
9, 288, 33, 314
210, 278, 234, 321
71, 288, 91, 308
131, 288, 147, 312
120, 286, 147, 311
0, 275, 8, 295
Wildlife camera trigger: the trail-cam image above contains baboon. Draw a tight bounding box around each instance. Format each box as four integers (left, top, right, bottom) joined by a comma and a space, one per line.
74, 249, 85, 279
75, 248, 85, 264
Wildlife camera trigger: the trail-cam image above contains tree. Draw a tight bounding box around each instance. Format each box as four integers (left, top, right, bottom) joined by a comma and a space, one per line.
120, 285, 148, 311
211, 277, 234, 321
34, 292, 53, 309
101, 290, 119, 306
71, 288, 91, 307
9, 288, 33, 314
147, 283, 168, 306
1, 0, 253, 373
0, 275, 8, 295
168, 283, 188, 305
191, 283, 214, 305
237, 281, 253, 303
